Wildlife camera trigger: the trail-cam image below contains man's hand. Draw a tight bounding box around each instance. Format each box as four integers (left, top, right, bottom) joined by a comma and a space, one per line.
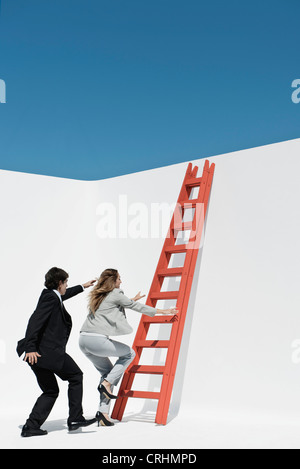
24, 352, 41, 365
132, 291, 146, 302
82, 279, 97, 289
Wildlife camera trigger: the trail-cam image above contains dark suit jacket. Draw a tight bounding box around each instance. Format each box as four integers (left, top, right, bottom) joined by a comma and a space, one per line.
17, 285, 84, 371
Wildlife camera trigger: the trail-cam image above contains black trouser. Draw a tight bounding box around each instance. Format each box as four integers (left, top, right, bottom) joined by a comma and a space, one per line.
26, 354, 83, 428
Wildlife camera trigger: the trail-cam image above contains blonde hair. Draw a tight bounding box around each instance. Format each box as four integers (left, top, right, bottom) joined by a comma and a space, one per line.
88, 268, 119, 315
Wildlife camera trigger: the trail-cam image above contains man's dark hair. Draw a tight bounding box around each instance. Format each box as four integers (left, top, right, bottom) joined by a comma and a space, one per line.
44, 267, 69, 290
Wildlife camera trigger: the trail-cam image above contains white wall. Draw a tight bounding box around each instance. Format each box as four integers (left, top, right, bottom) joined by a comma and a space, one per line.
189, 138, 300, 422
1, 138, 300, 431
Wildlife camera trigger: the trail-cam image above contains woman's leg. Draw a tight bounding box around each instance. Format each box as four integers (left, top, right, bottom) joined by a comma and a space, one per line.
103, 338, 136, 387
79, 335, 135, 414
79, 335, 114, 414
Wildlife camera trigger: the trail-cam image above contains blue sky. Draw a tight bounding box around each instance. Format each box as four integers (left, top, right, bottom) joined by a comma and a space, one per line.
0, 0, 299, 180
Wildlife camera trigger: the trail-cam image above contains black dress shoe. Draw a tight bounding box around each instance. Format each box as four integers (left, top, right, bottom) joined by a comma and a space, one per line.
95, 411, 114, 427
21, 424, 48, 437
97, 384, 118, 400
68, 417, 96, 432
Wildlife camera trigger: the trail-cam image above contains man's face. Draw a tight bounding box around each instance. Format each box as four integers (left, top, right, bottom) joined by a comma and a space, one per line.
58, 279, 68, 296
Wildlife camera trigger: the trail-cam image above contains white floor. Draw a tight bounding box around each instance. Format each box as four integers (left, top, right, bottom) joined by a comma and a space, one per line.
2, 405, 300, 449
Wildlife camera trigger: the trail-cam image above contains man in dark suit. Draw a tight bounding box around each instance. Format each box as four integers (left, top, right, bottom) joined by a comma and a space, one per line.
17, 267, 96, 437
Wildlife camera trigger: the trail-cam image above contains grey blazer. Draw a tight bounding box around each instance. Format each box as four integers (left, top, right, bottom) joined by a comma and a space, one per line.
80, 288, 157, 336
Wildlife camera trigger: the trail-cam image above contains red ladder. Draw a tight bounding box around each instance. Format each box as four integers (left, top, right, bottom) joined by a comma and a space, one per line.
111, 159, 215, 425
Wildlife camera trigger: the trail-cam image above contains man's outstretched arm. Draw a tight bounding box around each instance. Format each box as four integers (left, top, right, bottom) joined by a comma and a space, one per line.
61, 280, 96, 301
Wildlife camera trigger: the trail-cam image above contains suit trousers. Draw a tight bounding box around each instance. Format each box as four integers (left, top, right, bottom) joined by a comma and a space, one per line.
26, 353, 83, 429
79, 334, 135, 413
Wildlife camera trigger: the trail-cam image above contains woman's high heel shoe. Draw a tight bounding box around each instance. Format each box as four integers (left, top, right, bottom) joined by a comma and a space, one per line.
97, 384, 118, 400
96, 411, 114, 427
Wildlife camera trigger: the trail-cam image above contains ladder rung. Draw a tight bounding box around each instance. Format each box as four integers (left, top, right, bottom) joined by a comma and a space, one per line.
185, 177, 202, 187
180, 199, 199, 208
150, 291, 179, 299
173, 221, 193, 231
157, 267, 183, 277
164, 245, 188, 254
135, 340, 170, 348
142, 315, 178, 324
121, 390, 161, 399
129, 365, 165, 375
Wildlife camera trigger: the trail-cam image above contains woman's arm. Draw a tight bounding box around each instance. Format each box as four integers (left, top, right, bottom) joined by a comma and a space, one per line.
117, 290, 178, 316
115, 290, 157, 316
131, 291, 145, 302
130, 291, 178, 315
155, 307, 178, 315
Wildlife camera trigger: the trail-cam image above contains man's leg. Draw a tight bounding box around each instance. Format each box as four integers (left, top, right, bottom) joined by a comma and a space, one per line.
26, 365, 59, 429
56, 354, 84, 426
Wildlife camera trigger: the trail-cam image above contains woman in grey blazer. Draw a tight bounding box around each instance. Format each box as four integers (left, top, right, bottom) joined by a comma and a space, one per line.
79, 268, 177, 426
